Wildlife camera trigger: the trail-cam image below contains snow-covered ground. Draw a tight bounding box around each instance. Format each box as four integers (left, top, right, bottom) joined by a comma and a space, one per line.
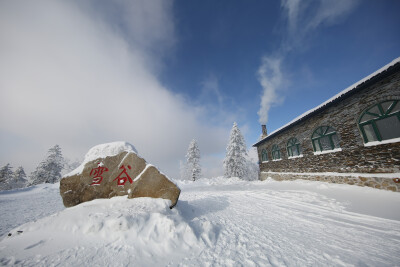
1, 178, 400, 266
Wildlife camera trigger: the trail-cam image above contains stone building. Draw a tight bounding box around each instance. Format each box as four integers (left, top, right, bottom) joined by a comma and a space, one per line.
253, 58, 400, 192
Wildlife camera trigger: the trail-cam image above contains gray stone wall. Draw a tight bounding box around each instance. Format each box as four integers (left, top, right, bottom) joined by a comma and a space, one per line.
256, 70, 400, 191
260, 172, 400, 192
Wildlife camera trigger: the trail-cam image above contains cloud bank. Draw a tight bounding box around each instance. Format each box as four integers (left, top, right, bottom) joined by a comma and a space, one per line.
0, 0, 228, 178
258, 0, 359, 125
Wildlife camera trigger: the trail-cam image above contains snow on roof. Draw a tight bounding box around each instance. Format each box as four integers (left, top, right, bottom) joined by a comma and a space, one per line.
66, 141, 138, 176
254, 57, 400, 147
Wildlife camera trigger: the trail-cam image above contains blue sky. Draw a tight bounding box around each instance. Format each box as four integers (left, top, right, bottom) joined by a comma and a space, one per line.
162, 0, 400, 143
0, 0, 399, 178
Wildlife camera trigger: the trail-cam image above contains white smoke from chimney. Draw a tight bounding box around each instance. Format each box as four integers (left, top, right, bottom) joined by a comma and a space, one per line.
257, 0, 358, 125
257, 56, 284, 125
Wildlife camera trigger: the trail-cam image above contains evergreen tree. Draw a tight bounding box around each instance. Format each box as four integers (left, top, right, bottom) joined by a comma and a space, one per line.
184, 139, 201, 181
223, 122, 248, 179
30, 145, 64, 185
13, 166, 28, 189
0, 163, 13, 190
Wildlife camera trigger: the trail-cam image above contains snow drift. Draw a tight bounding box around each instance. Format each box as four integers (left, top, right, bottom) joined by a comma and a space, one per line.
0, 196, 212, 266
1, 178, 400, 266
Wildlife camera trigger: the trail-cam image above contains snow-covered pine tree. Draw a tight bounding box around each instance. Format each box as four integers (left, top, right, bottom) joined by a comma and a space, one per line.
13, 166, 28, 189
185, 139, 201, 181
223, 122, 248, 179
0, 163, 13, 191
30, 145, 64, 185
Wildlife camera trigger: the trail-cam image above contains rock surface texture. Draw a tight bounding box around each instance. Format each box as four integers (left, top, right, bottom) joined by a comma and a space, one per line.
60, 142, 180, 208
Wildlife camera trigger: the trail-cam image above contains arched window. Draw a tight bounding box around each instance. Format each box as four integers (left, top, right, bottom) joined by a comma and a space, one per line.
358, 100, 400, 143
261, 149, 268, 162
287, 138, 301, 157
311, 126, 340, 152
271, 145, 281, 160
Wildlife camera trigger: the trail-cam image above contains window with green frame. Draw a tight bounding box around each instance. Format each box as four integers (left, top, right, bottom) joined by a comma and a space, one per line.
358, 100, 400, 143
311, 126, 340, 152
287, 137, 301, 157
271, 145, 281, 160
261, 149, 268, 162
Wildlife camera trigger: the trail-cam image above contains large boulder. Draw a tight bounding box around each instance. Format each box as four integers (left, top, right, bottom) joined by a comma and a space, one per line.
60, 142, 180, 208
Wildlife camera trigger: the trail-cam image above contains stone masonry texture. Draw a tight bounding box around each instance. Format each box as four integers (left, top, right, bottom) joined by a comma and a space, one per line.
255, 66, 400, 192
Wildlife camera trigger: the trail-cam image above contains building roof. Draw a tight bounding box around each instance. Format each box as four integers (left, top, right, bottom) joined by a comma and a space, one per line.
253, 57, 400, 147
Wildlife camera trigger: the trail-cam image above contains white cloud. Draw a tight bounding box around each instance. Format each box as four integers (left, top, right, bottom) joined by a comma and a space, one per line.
281, 0, 303, 36
307, 0, 359, 30
200, 74, 224, 108
0, 0, 228, 178
281, 0, 359, 47
257, 0, 359, 125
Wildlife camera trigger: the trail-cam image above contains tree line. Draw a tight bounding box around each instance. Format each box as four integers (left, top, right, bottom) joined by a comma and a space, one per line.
1, 122, 258, 190
180, 122, 259, 181
0, 145, 79, 191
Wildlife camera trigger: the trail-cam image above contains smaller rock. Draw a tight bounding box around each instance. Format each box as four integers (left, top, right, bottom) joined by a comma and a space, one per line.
128, 165, 181, 208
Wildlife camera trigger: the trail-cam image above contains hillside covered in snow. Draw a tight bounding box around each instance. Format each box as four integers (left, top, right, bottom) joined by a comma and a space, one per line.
0, 178, 400, 266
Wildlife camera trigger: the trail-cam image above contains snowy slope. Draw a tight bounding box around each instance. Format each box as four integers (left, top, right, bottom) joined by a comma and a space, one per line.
0, 185, 64, 238
1, 178, 400, 266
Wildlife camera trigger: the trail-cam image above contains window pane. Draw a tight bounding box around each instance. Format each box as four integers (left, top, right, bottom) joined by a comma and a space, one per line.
320, 136, 332, 151
289, 138, 298, 146
389, 101, 400, 114
262, 150, 268, 161
363, 124, 378, 142
313, 127, 323, 138
376, 116, 400, 140
368, 105, 380, 115
292, 146, 299, 156
381, 101, 393, 113
360, 113, 378, 123
325, 127, 335, 135
288, 139, 293, 146
313, 140, 321, 152
273, 150, 280, 159
332, 134, 340, 148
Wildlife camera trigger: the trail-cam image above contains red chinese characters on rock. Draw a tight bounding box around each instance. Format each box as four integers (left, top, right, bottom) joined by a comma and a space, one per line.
90, 163, 109, 185
113, 165, 133, 186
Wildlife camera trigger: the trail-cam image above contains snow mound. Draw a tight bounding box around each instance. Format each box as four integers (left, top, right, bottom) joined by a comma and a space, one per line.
1, 177, 400, 266
83, 141, 138, 163
67, 141, 138, 176
1, 197, 208, 265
